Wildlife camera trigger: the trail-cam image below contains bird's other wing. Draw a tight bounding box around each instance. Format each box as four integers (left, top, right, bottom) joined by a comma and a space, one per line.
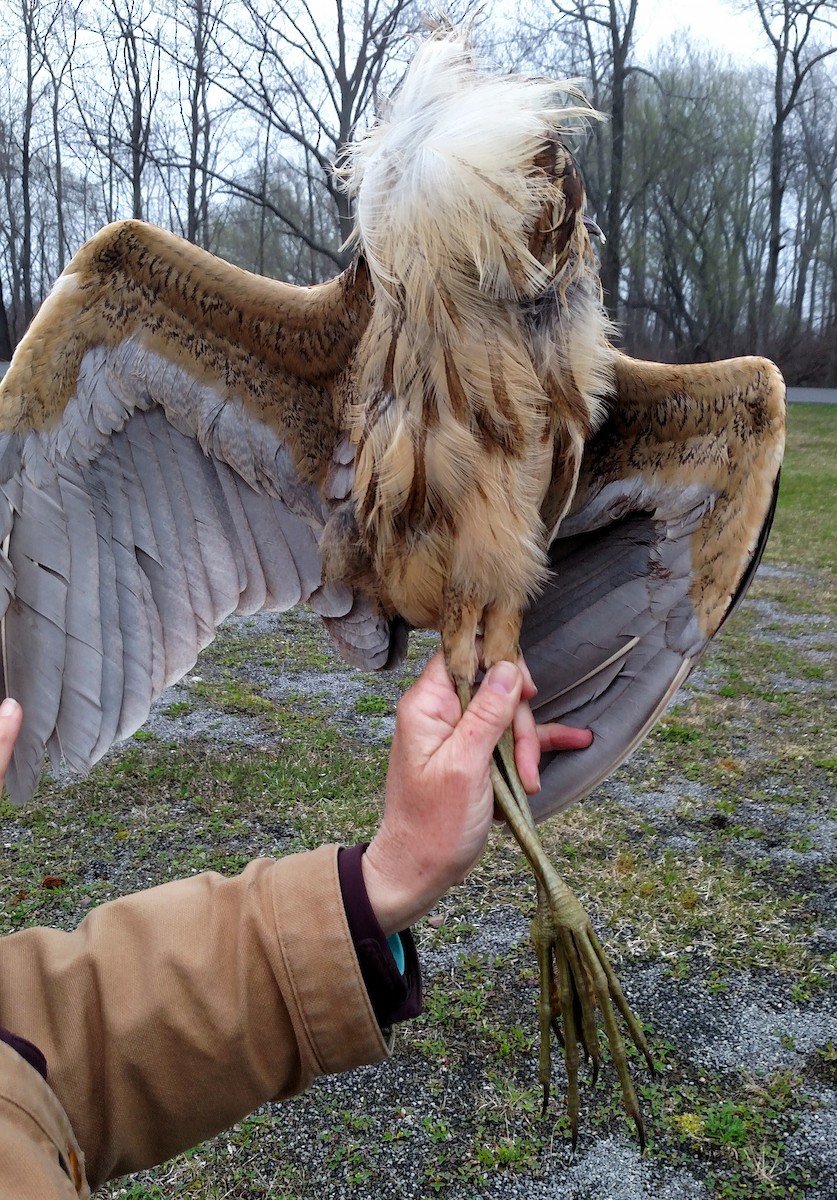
0, 221, 392, 805
521, 350, 786, 822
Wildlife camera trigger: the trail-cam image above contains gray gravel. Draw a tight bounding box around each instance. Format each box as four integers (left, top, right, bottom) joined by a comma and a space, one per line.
14, 575, 833, 1200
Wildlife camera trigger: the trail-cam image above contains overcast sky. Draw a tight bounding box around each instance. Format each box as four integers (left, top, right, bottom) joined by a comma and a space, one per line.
635, 0, 772, 63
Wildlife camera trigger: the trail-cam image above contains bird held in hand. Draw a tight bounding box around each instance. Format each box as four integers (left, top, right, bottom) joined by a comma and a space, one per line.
0, 28, 785, 1146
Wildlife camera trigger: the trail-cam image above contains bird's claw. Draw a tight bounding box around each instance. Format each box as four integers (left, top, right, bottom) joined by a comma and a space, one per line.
458, 681, 653, 1147
532, 883, 652, 1150
493, 732, 652, 1147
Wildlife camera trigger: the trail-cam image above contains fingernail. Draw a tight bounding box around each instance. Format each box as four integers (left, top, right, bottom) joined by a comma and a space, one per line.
486, 661, 518, 695
0, 698, 20, 717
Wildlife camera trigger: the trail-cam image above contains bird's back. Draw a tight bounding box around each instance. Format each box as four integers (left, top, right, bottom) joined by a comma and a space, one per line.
336, 31, 612, 665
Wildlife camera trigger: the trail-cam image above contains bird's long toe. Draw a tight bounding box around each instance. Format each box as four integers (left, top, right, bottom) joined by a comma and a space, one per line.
541, 882, 651, 1150
457, 677, 651, 1147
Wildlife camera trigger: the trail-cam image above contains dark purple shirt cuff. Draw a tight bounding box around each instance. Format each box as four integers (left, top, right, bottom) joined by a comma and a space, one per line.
337, 843, 422, 1028
0, 1027, 47, 1080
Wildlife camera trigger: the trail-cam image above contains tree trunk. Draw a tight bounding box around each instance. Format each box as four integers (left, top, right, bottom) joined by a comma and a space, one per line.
0, 286, 13, 361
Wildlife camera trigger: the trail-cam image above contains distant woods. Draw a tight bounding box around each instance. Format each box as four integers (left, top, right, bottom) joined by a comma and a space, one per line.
1, 0, 835, 383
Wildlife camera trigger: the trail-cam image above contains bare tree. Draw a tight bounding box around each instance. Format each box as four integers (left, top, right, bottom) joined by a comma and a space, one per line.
184, 0, 219, 246
746, 0, 837, 339
781, 54, 837, 378
158, 0, 231, 248
0, 287, 11, 361
0, 0, 834, 384
619, 47, 770, 360
0, 1, 76, 339
526, 0, 640, 320
14, 0, 62, 327
33, 1, 79, 274
210, 0, 421, 274
0, 113, 13, 358
70, 0, 163, 221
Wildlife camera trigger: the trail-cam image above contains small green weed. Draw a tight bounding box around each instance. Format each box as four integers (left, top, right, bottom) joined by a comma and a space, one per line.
355, 694, 390, 716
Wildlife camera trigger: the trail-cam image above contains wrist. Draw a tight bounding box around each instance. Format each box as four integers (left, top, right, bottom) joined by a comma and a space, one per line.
361, 830, 439, 936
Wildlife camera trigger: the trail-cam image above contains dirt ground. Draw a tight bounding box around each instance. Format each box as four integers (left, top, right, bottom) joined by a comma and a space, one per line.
2, 561, 834, 1199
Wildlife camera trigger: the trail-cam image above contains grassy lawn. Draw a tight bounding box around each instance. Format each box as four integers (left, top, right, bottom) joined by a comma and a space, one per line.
0, 404, 834, 1200
768, 403, 836, 577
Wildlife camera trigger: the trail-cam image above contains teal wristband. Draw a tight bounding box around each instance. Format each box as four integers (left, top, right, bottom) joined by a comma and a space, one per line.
387, 932, 406, 975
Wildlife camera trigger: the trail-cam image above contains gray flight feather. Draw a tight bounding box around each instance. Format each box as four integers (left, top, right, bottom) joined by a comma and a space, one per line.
523, 487, 777, 822
0, 333, 397, 804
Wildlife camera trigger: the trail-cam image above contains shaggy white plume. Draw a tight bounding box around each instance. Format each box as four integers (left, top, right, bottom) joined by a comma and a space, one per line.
342, 30, 595, 307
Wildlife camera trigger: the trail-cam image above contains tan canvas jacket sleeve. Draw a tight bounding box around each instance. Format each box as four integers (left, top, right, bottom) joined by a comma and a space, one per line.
0, 845, 390, 1196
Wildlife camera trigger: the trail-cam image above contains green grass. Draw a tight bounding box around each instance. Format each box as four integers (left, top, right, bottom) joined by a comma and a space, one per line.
2, 404, 834, 1199
767, 403, 836, 573
355, 693, 392, 716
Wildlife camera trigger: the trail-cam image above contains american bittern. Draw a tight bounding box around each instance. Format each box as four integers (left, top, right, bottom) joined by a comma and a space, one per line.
0, 31, 785, 1145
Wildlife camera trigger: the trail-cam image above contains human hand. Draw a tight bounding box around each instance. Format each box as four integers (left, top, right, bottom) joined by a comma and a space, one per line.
362, 653, 592, 935
0, 698, 22, 795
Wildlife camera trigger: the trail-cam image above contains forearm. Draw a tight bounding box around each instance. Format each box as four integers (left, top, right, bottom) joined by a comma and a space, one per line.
0, 847, 389, 1189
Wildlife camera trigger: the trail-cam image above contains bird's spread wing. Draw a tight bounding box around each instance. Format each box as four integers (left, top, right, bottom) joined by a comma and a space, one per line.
0, 221, 394, 805
522, 350, 786, 821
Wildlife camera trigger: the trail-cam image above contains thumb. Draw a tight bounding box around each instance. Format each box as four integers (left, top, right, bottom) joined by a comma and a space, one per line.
455, 662, 522, 759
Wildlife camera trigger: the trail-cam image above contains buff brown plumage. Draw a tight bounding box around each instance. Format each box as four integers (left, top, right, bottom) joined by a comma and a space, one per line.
0, 28, 785, 1145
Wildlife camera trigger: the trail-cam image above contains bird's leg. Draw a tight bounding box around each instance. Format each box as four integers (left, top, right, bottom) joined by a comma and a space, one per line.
456, 678, 653, 1149
494, 728, 602, 1103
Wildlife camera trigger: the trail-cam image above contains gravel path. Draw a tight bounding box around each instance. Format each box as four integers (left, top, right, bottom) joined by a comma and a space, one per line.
89, 565, 836, 1200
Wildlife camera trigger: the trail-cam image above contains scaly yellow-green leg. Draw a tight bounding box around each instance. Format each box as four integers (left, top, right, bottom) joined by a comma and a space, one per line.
457, 680, 653, 1149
